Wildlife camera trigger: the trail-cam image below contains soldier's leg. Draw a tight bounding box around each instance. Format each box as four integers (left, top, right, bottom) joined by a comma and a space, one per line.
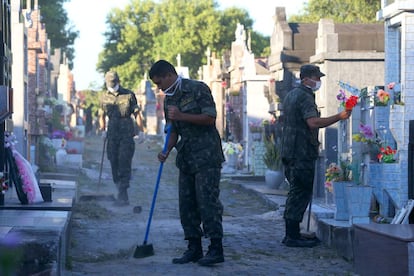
283, 160, 318, 247
106, 138, 120, 185
195, 168, 224, 266
173, 170, 203, 264
114, 137, 135, 206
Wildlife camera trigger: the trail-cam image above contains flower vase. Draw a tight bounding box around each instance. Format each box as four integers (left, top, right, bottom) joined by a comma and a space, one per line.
0, 193, 4, 206
226, 153, 238, 168
362, 143, 380, 162
332, 181, 350, 221
324, 190, 334, 206
374, 106, 394, 144
346, 185, 373, 224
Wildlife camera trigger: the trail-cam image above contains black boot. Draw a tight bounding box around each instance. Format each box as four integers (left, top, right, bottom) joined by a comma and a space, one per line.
283, 219, 318, 248
172, 238, 203, 264
198, 238, 224, 266
114, 187, 129, 206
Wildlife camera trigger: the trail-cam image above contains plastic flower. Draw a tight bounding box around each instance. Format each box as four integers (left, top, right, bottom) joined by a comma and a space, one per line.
352, 123, 377, 144
336, 89, 359, 110
325, 160, 352, 187
345, 95, 359, 110
377, 146, 397, 163
376, 89, 390, 106
222, 142, 243, 156
324, 181, 333, 193
325, 163, 341, 182
387, 82, 395, 90
336, 89, 347, 103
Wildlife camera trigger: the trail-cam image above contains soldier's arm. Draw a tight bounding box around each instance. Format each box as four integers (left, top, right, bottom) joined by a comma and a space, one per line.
307, 110, 351, 129
167, 107, 215, 126
134, 110, 144, 132
98, 108, 106, 131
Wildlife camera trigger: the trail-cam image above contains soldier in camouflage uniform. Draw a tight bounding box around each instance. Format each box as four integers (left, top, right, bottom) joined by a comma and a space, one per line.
149, 60, 225, 266
281, 64, 352, 247
99, 71, 143, 206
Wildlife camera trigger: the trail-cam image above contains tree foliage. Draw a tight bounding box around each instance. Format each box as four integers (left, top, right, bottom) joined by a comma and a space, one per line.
81, 89, 103, 117
97, 0, 268, 89
289, 0, 381, 23
36, 0, 78, 69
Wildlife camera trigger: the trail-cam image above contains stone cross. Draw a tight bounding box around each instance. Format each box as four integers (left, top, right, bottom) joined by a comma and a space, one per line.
176, 54, 181, 67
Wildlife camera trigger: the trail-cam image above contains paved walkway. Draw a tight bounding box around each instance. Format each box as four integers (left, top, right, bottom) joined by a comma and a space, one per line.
0, 134, 357, 275
67, 135, 356, 276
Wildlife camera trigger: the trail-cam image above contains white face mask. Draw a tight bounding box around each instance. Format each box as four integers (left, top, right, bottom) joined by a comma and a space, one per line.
163, 76, 181, 96
306, 79, 321, 91
108, 84, 119, 92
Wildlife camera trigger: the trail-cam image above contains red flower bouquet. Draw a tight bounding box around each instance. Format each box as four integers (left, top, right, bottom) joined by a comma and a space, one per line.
337, 89, 359, 111
345, 95, 359, 111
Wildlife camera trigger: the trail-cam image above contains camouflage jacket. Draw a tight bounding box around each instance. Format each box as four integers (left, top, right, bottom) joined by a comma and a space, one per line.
281, 84, 320, 161
164, 78, 225, 173
100, 86, 140, 139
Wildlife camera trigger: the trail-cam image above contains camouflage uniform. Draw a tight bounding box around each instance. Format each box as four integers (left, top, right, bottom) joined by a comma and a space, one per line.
281, 84, 319, 222
164, 78, 225, 240
101, 86, 140, 190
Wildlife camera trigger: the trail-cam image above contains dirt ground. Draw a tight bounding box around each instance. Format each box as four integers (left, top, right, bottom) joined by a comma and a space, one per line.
66, 134, 355, 276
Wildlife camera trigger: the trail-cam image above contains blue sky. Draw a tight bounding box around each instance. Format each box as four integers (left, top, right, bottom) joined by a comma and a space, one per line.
65, 0, 307, 90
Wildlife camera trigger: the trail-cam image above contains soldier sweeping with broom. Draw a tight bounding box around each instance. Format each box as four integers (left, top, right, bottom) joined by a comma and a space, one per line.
148, 60, 225, 266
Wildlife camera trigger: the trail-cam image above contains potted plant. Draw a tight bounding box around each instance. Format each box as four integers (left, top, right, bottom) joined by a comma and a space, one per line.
263, 134, 283, 189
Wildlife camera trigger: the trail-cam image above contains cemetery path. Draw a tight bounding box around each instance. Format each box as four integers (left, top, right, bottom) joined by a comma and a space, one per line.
68, 134, 355, 276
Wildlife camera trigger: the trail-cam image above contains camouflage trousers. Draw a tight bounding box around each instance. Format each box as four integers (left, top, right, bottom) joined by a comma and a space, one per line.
178, 167, 223, 240
283, 159, 315, 222
106, 136, 135, 188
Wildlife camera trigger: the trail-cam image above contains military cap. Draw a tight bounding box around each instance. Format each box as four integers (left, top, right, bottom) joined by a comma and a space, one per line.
300, 64, 325, 79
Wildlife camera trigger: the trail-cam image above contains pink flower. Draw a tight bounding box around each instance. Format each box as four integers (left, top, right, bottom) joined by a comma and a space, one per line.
387, 82, 395, 90
324, 181, 333, 193
376, 89, 390, 105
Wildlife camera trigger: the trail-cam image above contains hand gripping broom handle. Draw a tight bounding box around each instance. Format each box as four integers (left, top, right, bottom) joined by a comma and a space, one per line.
143, 124, 172, 244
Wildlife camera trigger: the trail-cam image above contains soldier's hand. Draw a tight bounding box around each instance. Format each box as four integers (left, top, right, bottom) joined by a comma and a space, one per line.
167, 106, 182, 121
101, 130, 107, 139
157, 150, 169, 163
339, 110, 352, 120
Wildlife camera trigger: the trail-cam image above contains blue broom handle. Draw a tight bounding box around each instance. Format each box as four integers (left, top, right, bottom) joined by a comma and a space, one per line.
143, 124, 172, 244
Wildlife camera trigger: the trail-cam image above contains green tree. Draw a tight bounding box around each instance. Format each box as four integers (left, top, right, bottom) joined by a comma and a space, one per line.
82, 89, 103, 117
289, 0, 381, 23
37, 0, 79, 68
97, 0, 267, 89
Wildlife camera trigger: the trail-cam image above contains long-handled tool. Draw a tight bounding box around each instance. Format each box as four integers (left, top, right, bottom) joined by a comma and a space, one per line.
97, 137, 107, 192
134, 124, 172, 258
303, 162, 318, 239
